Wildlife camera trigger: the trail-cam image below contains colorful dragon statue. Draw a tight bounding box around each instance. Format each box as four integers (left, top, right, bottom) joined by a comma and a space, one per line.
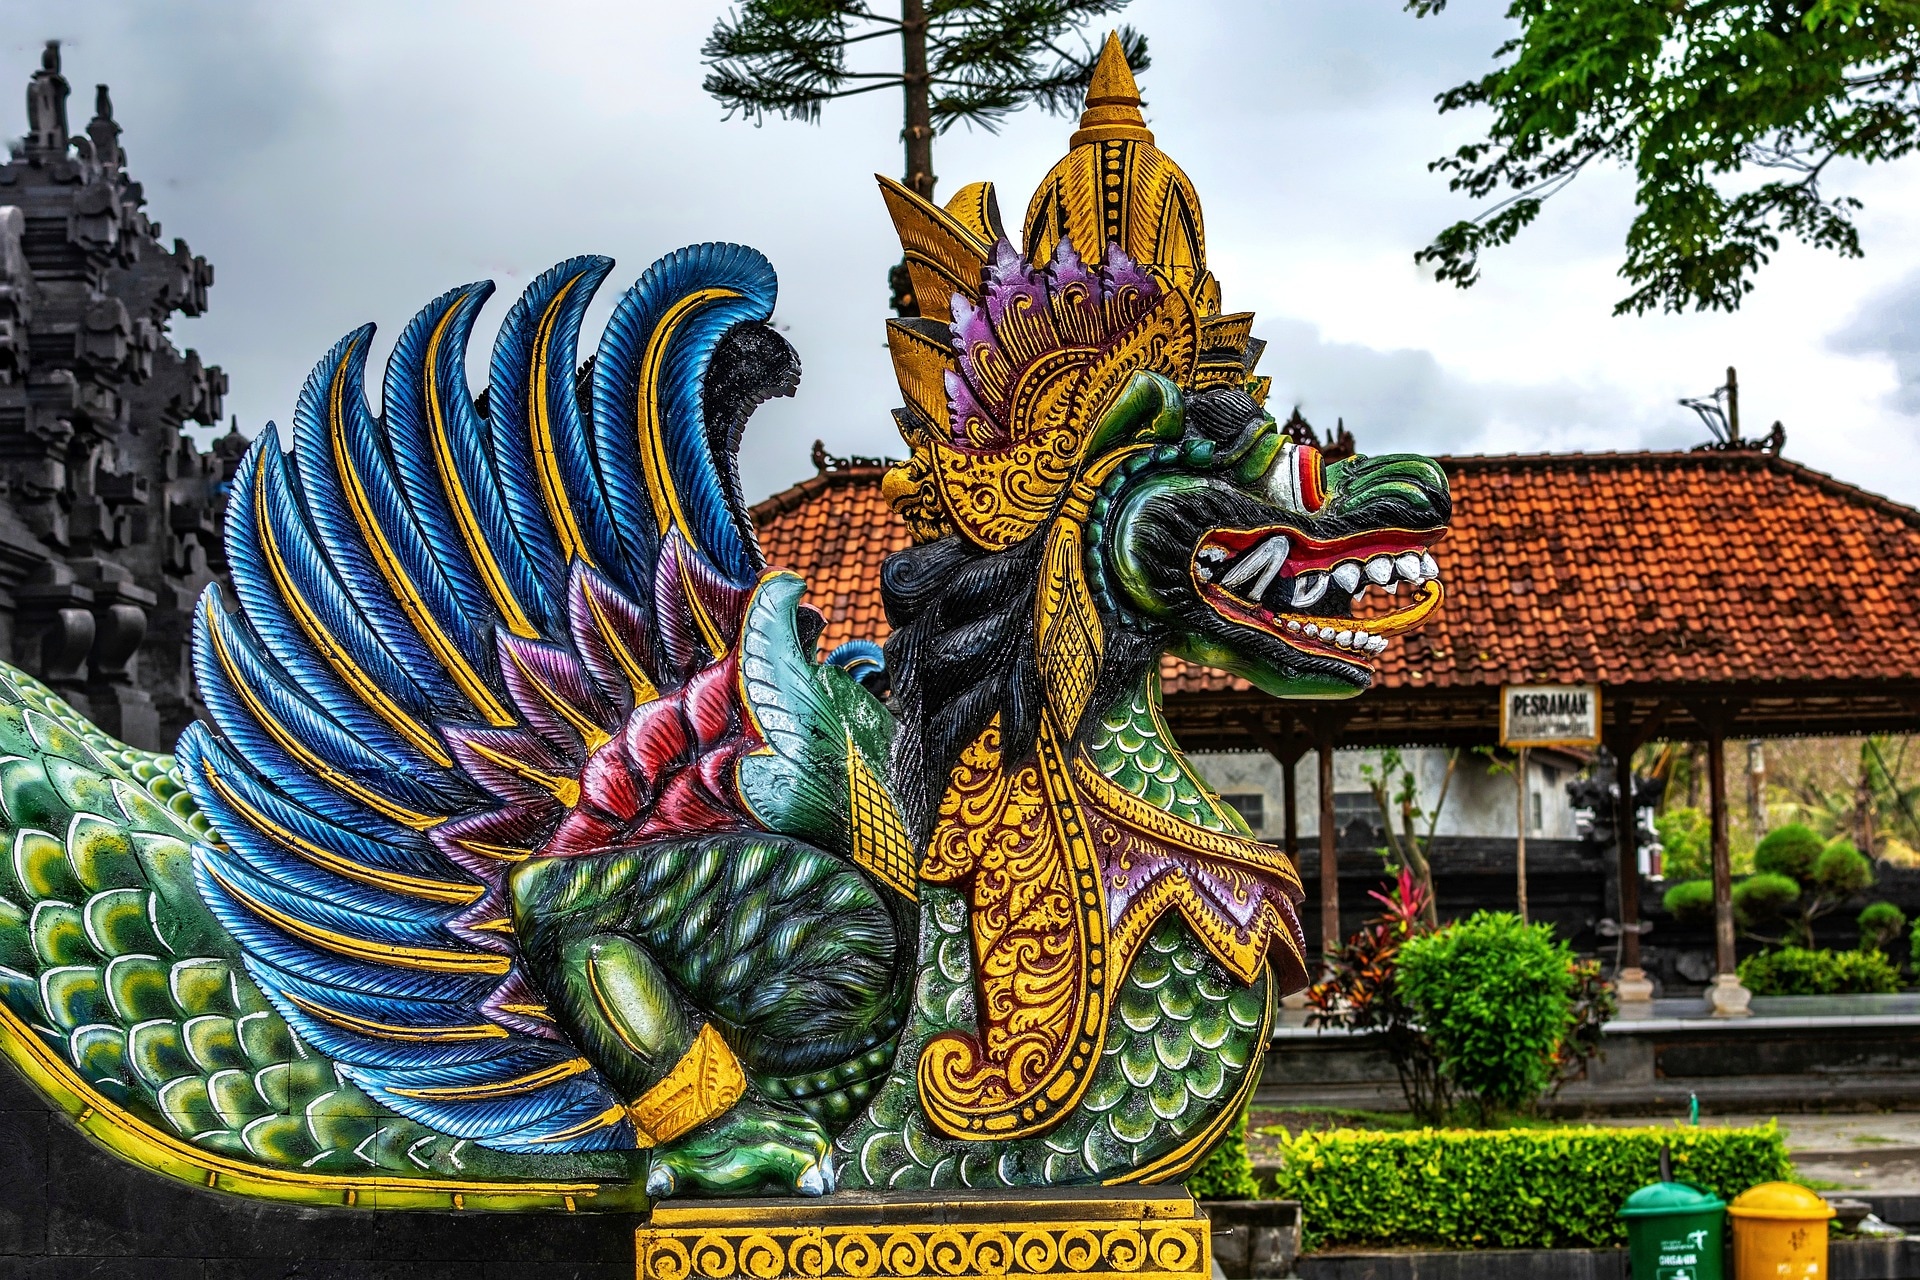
0, 38, 1448, 1210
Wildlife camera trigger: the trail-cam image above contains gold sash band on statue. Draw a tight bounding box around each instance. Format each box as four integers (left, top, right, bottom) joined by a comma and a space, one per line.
628, 1023, 747, 1147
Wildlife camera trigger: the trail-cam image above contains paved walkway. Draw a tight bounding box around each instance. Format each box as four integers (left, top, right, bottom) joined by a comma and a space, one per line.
1591, 1112, 1920, 1193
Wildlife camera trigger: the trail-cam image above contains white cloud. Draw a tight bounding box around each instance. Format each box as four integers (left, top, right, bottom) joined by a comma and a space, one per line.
7, 0, 1920, 507
1831, 269, 1920, 416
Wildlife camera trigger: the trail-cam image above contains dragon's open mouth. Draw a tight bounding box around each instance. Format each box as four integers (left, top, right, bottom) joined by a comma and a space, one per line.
1191, 525, 1445, 669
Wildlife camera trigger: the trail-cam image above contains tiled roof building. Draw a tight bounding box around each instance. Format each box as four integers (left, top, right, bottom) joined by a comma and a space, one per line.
751, 448, 1920, 749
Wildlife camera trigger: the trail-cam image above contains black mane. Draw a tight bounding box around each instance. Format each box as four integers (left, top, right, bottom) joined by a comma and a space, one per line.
880, 526, 1165, 844
880, 532, 1044, 843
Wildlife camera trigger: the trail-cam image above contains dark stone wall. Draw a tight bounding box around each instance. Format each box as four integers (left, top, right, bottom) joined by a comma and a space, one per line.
0, 1056, 644, 1277
1295, 835, 1610, 955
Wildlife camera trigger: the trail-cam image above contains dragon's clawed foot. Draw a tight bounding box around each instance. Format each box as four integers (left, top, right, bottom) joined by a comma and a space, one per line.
646, 1099, 835, 1199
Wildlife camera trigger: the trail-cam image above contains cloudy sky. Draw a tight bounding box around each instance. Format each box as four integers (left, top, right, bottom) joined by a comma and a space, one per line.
7, 1, 1920, 507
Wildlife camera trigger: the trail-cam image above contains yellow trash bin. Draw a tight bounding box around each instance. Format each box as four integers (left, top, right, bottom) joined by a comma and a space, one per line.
1728, 1182, 1834, 1279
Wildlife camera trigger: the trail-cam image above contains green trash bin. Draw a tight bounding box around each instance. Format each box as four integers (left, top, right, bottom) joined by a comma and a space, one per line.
1620, 1181, 1726, 1280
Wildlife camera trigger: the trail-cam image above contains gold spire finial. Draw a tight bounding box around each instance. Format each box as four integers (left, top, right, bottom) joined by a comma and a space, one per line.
1070, 32, 1151, 147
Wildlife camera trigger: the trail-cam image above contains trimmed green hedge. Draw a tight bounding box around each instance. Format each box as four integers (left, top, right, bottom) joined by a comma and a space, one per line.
1271, 1125, 1791, 1249
1738, 946, 1900, 995
1186, 1101, 1259, 1200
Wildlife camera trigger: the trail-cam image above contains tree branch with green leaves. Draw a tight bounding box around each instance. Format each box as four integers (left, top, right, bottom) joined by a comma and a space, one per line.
1409, 1, 1920, 314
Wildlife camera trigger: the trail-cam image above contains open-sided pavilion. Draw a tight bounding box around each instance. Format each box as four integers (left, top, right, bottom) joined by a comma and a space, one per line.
753, 445, 1920, 1010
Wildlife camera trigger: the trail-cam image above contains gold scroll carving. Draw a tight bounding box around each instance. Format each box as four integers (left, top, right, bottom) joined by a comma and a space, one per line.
915, 720, 1112, 1140
636, 1189, 1211, 1280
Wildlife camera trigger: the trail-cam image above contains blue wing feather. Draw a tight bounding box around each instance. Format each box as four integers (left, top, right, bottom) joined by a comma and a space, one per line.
191, 600, 456, 822
590, 242, 777, 590
482, 255, 612, 634
288, 329, 476, 725
427, 284, 562, 640
257, 447, 473, 789
185, 247, 792, 1156
221, 435, 464, 797
379, 285, 512, 672
183, 731, 462, 885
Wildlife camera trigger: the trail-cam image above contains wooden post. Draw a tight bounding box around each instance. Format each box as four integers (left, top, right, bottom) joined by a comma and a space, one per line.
1604, 695, 1663, 1005
1515, 746, 1529, 923
1612, 737, 1641, 972
1708, 728, 1736, 975
1319, 739, 1338, 964
1696, 701, 1750, 1016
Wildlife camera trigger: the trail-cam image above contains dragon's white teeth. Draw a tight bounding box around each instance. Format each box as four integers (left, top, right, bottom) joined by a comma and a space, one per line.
1352, 583, 1367, 604
1303, 623, 1320, 638
1365, 555, 1395, 585
1197, 546, 1227, 565
1335, 629, 1355, 647
1331, 562, 1363, 592
1291, 571, 1330, 607
1395, 551, 1424, 581
1219, 535, 1290, 594
1421, 551, 1440, 579
1287, 619, 1303, 632
1368, 635, 1388, 654
1381, 579, 1397, 595
1195, 564, 1214, 582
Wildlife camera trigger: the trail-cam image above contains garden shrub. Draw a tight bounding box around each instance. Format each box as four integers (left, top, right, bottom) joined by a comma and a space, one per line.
1655, 807, 1710, 881
1662, 878, 1714, 921
1732, 872, 1800, 928
1185, 1100, 1258, 1200
1272, 1124, 1791, 1250
1815, 840, 1874, 899
1305, 869, 1451, 1121
1737, 946, 1900, 995
1754, 824, 1824, 882
1859, 901, 1907, 953
1397, 913, 1575, 1120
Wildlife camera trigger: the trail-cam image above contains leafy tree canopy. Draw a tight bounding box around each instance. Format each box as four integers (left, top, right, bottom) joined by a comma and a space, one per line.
1410, 1, 1920, 314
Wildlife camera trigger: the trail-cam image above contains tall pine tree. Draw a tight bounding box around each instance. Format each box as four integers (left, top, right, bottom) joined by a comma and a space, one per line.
703, 1, 1148, 314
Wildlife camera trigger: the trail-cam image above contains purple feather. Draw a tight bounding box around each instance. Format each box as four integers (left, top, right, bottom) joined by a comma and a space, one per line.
497, 633, 619, 757
568, 564, 656, 709
1046, 240, 1102, 347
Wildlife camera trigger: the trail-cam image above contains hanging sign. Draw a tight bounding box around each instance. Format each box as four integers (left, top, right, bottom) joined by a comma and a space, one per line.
1500, 684, 1601, 748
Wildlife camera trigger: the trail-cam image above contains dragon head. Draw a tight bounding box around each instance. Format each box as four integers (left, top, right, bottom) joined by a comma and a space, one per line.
867, 35, 1454, 1147
877, 37, 1450, 765
1097, 380, 1449, 700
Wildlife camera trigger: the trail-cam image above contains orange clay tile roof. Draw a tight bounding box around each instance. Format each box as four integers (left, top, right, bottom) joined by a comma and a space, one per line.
753, 467, 914, 656
751, 451, 1920, 694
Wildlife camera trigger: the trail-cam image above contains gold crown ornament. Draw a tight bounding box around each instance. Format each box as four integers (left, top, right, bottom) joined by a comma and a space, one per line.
880, 32, 1266, 550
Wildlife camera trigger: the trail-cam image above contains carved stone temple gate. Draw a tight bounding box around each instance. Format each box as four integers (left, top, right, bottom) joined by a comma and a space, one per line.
0, 43, 242, 750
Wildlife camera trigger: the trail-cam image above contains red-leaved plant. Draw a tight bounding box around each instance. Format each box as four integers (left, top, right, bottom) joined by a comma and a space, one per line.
1304, 868, 1452, 1122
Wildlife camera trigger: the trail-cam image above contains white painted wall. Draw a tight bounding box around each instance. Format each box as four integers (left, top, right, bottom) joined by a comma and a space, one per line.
1188, 747, 1582, 842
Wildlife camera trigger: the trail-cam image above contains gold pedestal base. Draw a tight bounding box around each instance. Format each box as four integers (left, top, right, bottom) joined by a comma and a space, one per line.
636, 1187, 1211, 1280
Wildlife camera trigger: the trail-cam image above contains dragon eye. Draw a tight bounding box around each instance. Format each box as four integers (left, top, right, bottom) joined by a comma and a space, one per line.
1265, 443, 1328, 516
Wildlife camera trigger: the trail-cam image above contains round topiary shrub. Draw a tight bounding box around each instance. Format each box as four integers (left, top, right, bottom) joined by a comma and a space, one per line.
1732, 872, 1800, 929
1859, 901, 1907, 953
1663, 878, 1715, 922
1814, 840, 1874, 898
1397, 912, 1577, 1120
1754, 824, 1825, 882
